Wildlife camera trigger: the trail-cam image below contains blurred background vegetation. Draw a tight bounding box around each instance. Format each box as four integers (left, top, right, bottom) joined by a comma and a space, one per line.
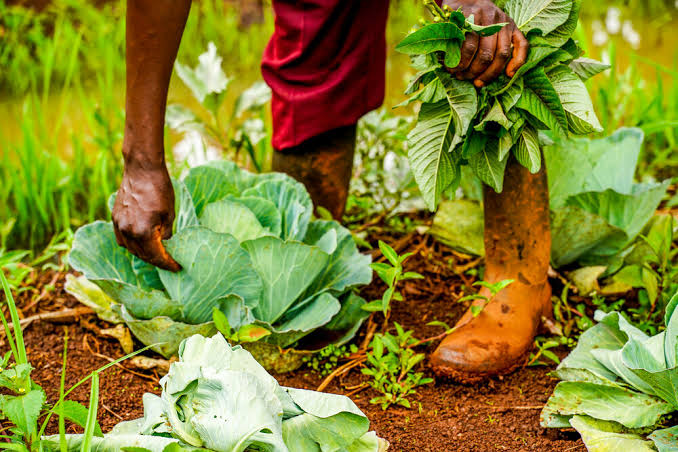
0, 0, 676, 250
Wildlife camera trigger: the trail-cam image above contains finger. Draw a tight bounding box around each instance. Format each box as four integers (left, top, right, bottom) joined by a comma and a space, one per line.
113, 223, 125, 247
462, 33, 497, 80
506, 26, 529, 77
474, 26, 512, 87
125, 227, 181, 272
450, 32, 479, 74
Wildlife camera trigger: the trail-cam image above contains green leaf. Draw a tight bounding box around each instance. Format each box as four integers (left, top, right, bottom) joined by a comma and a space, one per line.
282, 388, 372, 452
468, 139, 508, 192
498, 77, 524, 112
183, 166, 238, 216
395, 22, 464, 55
266, 293, 342, 348
69, 221, 140, 287
566, 183, 670, 251
518, 67, 568, 135
212, 307, 233, 337
362, 300, 385, 313
513, 125, 541, 173
437, 70, 478, 149
301, 220, 372, 296
172, 178, 199, 233
407, 101, 458, 211
165, 104, 204, 134
236, 324, 272, 343
505, 0, 573, 35
159, 227, 263, 324
242, 236, 329, 324
569, 416, 656, 452
429, 199, 485, 256
466, 21, 506, 37
544, 381, 672, 428
222, 195, 282, 237
174, 42, 230, 104
243, 177, 313, 241
540, 0, 582, 47
120, 307, 216, 358
378, 241, 398, 267
199, 198, 271, 242
548, 65, 602, 134
474, 100, 511, 132
649, 425, 678, 452
0, 387, 45, 437
396, 78, 447, 108
545, 128, 645, 207
233, 81, 271, 118
569, 58, 611, 81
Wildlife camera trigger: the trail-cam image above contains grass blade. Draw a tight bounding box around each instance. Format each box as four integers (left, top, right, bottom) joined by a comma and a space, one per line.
80, 372, 99, 452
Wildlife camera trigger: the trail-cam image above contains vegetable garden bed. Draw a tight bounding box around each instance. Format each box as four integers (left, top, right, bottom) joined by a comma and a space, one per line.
4, 225, 586, 451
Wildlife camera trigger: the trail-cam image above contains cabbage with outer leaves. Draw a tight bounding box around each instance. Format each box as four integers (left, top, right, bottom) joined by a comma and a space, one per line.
541, 291, 678, 451
68, 161, 372, 360
44, 333, 389, 452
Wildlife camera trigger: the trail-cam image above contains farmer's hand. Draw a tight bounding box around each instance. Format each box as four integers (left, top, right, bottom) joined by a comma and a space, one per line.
442, 0, 529, 87
112, 163, 181, 272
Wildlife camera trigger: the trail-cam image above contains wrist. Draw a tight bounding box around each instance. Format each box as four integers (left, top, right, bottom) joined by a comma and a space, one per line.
122, 138, 167, 171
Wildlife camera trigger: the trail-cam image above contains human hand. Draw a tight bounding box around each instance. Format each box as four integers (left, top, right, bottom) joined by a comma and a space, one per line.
442, 0, 529, 87
112, 163, 181, 272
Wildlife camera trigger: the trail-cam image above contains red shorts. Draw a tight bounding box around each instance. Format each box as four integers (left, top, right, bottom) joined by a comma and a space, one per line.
261, 0, 390, 151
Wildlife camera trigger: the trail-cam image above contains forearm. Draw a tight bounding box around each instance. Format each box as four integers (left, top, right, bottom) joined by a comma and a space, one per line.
123, 0, 192, 169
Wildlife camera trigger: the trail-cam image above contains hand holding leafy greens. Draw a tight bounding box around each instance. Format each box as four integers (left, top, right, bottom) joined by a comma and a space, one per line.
542, 291, 678, 451
68, 161, 372, 360
397, 0, 606, 209
45, 333, 388, 452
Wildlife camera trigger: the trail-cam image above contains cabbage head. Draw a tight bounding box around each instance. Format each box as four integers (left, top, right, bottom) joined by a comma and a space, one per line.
69, 161, 372, 358
44, 334, 388, 452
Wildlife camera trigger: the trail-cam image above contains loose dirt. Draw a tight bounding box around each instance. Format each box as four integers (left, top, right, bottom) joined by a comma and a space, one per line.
1, 229, 584, 451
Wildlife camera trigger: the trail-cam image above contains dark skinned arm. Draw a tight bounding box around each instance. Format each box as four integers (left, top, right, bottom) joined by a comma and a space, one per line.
442, 0, 529, 87
112, 0, 192, 272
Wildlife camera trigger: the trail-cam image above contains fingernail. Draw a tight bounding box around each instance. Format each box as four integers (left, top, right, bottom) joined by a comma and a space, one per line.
474, 80, 484, 88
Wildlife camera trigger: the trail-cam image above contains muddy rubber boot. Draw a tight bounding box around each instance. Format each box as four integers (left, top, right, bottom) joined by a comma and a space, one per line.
430, 157, 552, 383
272, 125, 356, 220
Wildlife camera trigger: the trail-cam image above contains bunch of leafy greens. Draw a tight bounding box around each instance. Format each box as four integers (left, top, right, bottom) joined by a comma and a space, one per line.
397, 0, 606, 210
44, 333, 388, 452
68, 161, 372, 360
429, 128, 670, 268
541, 291, 678, 450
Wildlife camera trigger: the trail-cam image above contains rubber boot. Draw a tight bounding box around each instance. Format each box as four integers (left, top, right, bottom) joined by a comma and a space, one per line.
430, 157, 552, 383
272, 125, 356, 220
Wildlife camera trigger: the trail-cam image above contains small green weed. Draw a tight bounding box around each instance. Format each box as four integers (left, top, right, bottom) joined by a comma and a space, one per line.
362, 323, 433, 410
362, 241, 423, 325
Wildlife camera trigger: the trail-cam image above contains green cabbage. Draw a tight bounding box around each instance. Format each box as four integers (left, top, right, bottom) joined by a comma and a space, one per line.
69, 162, 371, 359
44, 334, 388, 452
542, 291, 678, 450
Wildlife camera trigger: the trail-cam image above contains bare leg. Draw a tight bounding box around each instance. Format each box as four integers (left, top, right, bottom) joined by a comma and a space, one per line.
430, 157, 552, 383
272, 125, 356, 220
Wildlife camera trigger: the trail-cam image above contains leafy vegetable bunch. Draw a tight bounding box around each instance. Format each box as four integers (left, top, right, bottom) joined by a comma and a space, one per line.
397, 0, 607, 209
69, 161, 372, 359
45, 334, 388, 452
542, 291, 678, 451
